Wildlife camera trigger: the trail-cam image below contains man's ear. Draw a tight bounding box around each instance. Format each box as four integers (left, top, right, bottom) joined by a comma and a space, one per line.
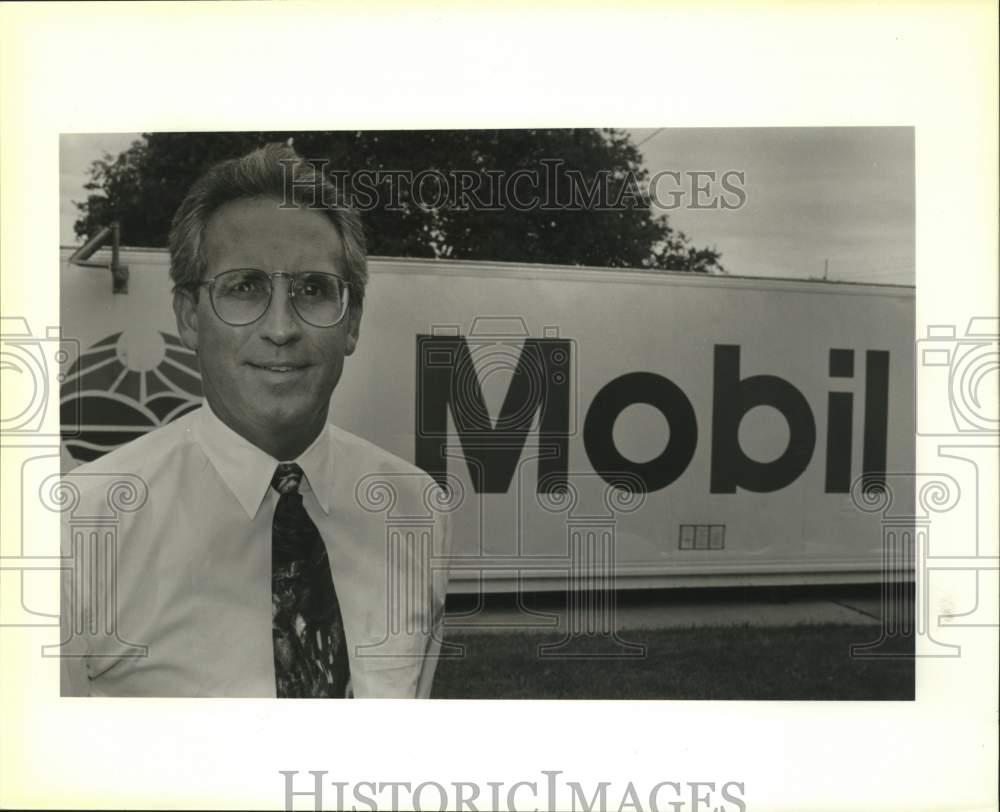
344, 309, 361, 356
173, 289, 200, 353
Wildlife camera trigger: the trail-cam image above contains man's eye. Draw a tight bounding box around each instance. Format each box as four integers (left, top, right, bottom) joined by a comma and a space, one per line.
298, 277, 340, 299
225, 276, 266, 295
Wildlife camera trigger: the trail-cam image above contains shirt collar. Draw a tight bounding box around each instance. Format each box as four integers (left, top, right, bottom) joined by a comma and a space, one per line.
194, 404, 333, 519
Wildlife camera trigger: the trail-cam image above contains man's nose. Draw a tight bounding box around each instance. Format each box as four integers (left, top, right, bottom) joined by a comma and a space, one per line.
259, 277, 302, 343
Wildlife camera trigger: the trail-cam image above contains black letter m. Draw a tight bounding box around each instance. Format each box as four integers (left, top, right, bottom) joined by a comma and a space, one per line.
415, 335, 570, 493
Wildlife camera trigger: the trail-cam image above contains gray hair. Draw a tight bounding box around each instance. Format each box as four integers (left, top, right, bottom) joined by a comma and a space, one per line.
168, 143, 367, 313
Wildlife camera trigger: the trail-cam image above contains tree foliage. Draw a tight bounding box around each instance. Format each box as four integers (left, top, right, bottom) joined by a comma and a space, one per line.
75, 129, 723, 273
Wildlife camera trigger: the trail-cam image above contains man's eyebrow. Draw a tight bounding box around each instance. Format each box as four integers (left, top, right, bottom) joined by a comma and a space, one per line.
213, 268, 350, 283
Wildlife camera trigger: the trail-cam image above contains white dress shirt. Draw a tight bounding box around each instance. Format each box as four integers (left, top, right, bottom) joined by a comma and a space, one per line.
60, 404, 450, 698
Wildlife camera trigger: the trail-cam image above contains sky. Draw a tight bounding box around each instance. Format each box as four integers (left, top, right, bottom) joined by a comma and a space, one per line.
60, 128, 915, 285
631, 127, 914, 285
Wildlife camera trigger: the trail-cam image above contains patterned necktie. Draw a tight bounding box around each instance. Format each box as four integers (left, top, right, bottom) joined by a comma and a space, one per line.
271, 462, 350, 698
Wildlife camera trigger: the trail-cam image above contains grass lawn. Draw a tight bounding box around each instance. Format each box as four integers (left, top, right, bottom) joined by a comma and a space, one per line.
431, 624, 914, 700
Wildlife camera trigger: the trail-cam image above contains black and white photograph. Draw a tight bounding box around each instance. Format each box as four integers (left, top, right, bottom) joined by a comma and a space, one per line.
56, 127, 916, 702
0, 3, 996, 812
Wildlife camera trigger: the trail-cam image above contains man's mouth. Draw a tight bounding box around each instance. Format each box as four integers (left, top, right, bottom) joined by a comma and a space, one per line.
249, 363, 309, 374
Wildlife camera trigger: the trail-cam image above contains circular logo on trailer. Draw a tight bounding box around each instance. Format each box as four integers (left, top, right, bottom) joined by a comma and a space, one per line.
60, 329, 202, 462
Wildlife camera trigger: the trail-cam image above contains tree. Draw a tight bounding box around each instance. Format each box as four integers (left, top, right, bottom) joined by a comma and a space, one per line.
75, 129, 724, 273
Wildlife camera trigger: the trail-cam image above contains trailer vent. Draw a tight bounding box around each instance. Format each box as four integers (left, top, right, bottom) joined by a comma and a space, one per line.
679, 524, 726, 550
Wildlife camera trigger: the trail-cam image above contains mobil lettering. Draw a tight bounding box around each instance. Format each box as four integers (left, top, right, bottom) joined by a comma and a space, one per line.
415, 336, 889, 496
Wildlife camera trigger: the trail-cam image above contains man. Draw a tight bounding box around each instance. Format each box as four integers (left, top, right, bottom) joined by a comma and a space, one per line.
60, 144, 450, 698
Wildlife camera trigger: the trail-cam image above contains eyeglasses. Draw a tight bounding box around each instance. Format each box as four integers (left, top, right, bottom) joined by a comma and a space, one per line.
195, 269, 351, 328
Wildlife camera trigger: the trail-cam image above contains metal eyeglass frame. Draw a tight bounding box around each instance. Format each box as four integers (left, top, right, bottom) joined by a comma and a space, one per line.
193, 269, 352, 328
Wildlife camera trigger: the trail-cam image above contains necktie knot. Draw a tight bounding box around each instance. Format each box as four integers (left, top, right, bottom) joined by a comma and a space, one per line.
271, 463, 304, 495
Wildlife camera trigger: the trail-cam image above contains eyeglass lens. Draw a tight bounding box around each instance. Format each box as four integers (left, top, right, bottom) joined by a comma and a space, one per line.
210, 269, 348, 327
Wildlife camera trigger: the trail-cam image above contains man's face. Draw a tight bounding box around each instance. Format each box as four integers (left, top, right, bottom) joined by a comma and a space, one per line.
174, 196, 360, 458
